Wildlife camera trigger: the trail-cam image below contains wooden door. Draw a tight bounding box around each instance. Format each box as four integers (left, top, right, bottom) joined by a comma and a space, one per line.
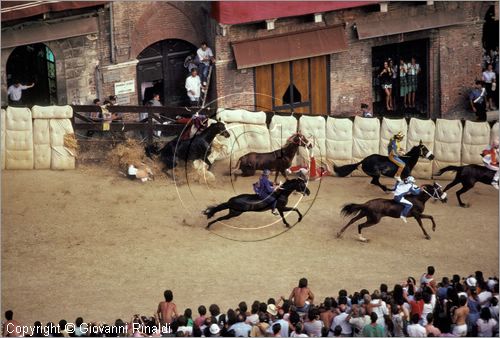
255, 55, 329, 115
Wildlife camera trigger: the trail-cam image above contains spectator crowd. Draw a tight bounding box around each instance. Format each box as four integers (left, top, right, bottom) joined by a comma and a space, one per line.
2, 267, 499, 337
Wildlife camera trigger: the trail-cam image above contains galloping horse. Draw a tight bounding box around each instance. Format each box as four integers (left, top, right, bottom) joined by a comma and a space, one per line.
336, 183, 447, 242
204, 178, 311, 229
333, 141, 434, 191
148, 121, 230, 170
435, 165, 496, 207
232, 133, 312, 183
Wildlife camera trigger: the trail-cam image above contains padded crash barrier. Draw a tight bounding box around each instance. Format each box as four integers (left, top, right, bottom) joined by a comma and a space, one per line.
2, 105, 75, 170
461, 121, 490, 165
407, 118, 435, 179
433, 119, 463, 179
326, 117, 353, 168
352, 116, 380, 176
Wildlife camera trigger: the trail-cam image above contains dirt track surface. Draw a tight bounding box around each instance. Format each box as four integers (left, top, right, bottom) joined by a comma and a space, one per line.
2, 165, 498, 324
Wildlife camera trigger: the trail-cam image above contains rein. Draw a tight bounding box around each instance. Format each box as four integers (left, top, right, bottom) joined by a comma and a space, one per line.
420, 185, 444, 200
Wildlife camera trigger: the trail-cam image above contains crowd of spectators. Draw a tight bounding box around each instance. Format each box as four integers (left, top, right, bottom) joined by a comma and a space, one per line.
3, 268, 498, 337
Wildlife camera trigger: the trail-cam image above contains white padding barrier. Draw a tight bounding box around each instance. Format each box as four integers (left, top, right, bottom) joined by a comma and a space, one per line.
5, 107, 33, 169
32, 105, 73, 119
461, 121, 490, 165
33, 119, 51, 169
326, 117, 353, 168
433, 119, 462, 179
490, 121, 499, 144
407, 118, 435, 179
298, 116, 326, 166
352, 116, 380, 176
380, 118, 408, 155
1, 109, 5, 169
49, 119, 76, 170
269, 115, 298, 151
217, 108, 266, 124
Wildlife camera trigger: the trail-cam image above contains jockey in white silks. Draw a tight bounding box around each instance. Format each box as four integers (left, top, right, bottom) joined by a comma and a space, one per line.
393, 176, 421, 223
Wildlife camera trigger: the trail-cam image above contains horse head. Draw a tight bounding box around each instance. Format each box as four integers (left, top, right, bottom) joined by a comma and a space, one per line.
418, 140, 434, 160
421, 182, 447, 203
212, 121, 230, 138
281, 178, 311, 196
288, 132, 313, 149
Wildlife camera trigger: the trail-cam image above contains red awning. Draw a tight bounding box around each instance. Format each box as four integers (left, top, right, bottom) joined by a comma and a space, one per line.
232, 25, 347, 69
212, 1, 376, 25
1, 1, 108, 22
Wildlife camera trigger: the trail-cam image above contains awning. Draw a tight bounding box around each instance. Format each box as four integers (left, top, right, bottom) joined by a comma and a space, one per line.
1, 16, 98, 49
1, 1, 108, 22
356, 9, 468, 40
232, 26, 347, 69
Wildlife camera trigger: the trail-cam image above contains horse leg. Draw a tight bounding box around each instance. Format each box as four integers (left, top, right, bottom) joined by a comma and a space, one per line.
370, 176, 388, 192
277, 208, 291, 228
357, 216, 380, 242
443, 177, 461, 192
206, 209, 242, 229
456, 183, 474, 208
413, 214, 431, 240
336, 212, 365, 238
274, 170, 279, 184
419, 213, 437, 232
280, 206, 302, 223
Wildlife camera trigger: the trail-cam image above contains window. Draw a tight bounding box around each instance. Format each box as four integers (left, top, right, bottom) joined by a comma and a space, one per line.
282, 84, 302, 105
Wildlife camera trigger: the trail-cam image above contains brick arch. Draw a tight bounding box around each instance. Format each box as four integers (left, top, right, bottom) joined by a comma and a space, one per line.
131, 4, 200, 58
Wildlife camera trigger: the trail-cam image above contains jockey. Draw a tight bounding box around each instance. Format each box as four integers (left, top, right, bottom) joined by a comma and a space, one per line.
481, 137, 499, 189
253, 169, 279, 215
393, 176, 421, 223
388, 131, 406, 182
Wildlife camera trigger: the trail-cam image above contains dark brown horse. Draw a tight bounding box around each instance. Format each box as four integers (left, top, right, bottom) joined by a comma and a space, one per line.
336, 183, 447, 242
435, 165, 496, 207
232, 133, 313, 183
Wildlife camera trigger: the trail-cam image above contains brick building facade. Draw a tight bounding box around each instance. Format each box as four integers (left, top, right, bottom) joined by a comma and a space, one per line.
1, 1, 497, 119
1, 1, 212, 107
212, 1, 497, 119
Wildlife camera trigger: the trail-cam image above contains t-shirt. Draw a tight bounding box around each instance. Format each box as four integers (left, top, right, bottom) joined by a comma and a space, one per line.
229, 322, 252, 337
350, 316, 371, 337
7, 85, 29, 101
197, 47, 214, 65
303, 320, 323, 337
361, 324, 385, 337
185, 75, 201, 98
470, 88, 486, 103
370, 300, 388, 327
483, 70, 496, 83
478, 291, 493, 307
392, 314, 404, 337
407, 323, 426, 337
476, 318, 497, 337
407, 63, 420, 76
330, 312, 352, 335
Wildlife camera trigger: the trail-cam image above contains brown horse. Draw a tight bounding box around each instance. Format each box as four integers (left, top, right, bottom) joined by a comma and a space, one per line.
232, 133, 313, 183
336, 183, 447, 242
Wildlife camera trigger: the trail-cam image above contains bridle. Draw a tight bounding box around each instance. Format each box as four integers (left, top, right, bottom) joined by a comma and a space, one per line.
420, 145, 433, 159
421, 184, 446, 200
287, 133, 311, 148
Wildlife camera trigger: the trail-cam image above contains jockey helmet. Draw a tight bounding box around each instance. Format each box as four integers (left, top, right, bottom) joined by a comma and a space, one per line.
404, 176, 416, 184
493, 137, 499, 149
263, 169, 271, 176
394, 132, 404, 141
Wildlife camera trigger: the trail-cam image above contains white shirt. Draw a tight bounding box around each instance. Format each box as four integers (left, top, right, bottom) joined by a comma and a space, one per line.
478, 290, 493, 307
483, 70, 496, 83
407, 63, 420, 76
407, 323, 427, 337
7, 85, 29, 101
349, 315, 370, 337
197, 47, 214, 65
330, 312, 352, 335
370, 300, 388, 327
393, 182, 418, 196
476, 318, 497, 337
185, 75, 201, 98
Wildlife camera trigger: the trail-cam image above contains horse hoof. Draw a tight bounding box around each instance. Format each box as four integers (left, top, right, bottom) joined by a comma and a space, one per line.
460, 203, 469, 208
425, 235, 431, 240
285, 224, 290, 228
336, 232, 343, 239
357, 236, 369, 243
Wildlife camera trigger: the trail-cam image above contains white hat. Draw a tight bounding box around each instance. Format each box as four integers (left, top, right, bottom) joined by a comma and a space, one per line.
267, 304, 278, 316
209, 324, 220, 335
466, 276, 477, 287
487, 279, 498, 291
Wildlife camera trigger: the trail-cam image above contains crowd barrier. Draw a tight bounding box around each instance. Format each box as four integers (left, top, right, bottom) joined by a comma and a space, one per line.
216, 108, 500, 179
1, 106, 76, 170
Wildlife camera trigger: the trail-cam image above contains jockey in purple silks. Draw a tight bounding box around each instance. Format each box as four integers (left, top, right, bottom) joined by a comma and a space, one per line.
253, 169, 279, 215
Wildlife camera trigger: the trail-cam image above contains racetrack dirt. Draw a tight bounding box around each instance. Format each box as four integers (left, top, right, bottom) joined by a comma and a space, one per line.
1, 164, 498, 324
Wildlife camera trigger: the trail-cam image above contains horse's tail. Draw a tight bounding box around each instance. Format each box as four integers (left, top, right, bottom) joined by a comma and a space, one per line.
203, 202, 229, 219
333, 161, 362, 177
341, 203, 366, 217
435, 165, 462, 176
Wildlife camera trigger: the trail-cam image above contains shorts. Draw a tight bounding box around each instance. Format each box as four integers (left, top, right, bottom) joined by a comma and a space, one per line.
400, 76, 409, 97
382, 84, 392, 89
452, 324, 467, 337
407, 75, 418, 92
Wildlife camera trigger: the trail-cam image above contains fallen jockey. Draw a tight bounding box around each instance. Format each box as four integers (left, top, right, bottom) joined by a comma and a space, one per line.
176, 113, 209, 140
481, 137, 499, 189
393, 176, 421, 223
286, 156, 330, 180
388, 131, 406, 182
253, 169, 279, 215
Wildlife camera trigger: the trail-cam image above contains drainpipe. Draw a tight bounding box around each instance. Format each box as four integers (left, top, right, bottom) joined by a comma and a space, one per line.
109, 2, 116, 64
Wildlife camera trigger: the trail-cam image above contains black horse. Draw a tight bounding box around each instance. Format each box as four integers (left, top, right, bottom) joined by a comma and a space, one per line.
333, 141, 434, 191
336, 183, 448, 242
203, 178, 311, 229
435, 165, 496, 207
147, 121, 230, 170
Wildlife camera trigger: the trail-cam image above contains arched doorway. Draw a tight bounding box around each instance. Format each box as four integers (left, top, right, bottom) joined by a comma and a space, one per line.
6, 43, 57, 106
483, 5, 499, 52
137, 39, 196, 106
